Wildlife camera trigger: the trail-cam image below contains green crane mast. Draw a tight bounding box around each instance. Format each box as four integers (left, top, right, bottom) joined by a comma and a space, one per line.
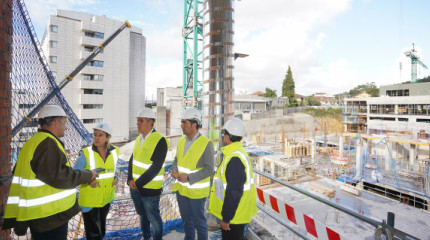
404, 43, 428, 83
182, 0, 203, 108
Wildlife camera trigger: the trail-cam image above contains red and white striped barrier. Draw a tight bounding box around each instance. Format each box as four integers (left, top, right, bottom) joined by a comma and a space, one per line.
256, 187, 344, 240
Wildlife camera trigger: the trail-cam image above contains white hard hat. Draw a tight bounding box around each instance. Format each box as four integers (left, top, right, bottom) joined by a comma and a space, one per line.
93, 122, 112, 135
223, 118, 245, 137
137, 107, 155, 119
181, 108, 202, 124
38, 105, 67, 119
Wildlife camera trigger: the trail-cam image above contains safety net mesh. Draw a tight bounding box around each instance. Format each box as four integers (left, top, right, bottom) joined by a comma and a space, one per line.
9, 0, 183, 239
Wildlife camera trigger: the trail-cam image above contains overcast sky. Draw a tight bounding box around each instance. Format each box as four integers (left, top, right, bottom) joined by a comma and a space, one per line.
27, 0, 430, 99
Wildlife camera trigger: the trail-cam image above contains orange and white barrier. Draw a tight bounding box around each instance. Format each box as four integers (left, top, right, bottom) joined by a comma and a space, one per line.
256, 187, 344, 240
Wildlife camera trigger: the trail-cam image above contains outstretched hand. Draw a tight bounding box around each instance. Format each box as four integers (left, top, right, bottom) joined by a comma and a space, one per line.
89, 180, 100, 188
220, 221, 230, 230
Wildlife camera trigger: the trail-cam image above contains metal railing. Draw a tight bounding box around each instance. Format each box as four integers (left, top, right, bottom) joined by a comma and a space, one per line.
253, 169, 420, 240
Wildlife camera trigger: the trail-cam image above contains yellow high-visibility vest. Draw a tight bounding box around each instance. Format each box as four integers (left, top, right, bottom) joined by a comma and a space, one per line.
172, 135, 212, 199
208, 141, 257, 224
132, 131, 169, 189
4, 132, 77, 221
78, 146, 119, 207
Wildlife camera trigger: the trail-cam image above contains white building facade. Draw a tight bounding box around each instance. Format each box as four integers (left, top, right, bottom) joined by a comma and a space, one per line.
41, 10, 146, 142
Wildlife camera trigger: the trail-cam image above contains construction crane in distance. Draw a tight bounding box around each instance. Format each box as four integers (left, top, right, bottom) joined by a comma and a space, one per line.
404, 43, 428, 83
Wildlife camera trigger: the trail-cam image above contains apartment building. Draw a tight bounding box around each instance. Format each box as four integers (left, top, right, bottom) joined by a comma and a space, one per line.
41, 10, 146, 142
343, 82, 430, 138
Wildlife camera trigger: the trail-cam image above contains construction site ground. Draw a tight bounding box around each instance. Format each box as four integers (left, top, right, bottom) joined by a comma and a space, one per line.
259, 178, 430, 240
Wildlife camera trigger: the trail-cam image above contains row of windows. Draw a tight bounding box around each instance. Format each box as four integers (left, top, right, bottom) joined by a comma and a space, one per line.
369, 117, 430, 123
83, 89, 103, 95
84, 46, 104, 53
85, 31, 104, 39
50, 25, 105, 40
83, 118, 103, 124
83, 104, 103, 109
386, 89, 409, 97
87, 60, 104, 67
370, 104, 395, 114
369, 104, 430, 116
83, 74, 104, 81
398, 104, 430, 116
50, 58, 104, 66
19, 104, 35, 109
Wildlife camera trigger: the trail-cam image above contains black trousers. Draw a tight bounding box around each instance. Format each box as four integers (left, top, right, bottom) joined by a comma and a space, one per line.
221, 223, 245, 240
82, 203, 111, 240
30, 222, 68, 240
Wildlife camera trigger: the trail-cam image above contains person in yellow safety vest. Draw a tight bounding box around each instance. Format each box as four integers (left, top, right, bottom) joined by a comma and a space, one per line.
171, 108, 214, 240
73, 122, 119, 240
128, 107, 169, 240
3, 105, 98, 240
209, 118, 257, 240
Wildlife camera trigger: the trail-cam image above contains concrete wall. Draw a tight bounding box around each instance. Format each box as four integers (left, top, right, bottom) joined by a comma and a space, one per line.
380, 82, 430, 97
0, 0, 12, 237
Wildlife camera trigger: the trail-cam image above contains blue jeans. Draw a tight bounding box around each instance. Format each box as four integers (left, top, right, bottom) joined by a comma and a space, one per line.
130, 190, 163, 240
30, 222, 68, 240
176, 192, 208, 240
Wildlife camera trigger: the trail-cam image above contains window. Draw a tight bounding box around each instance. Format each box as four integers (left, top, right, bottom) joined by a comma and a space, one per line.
417, 119, 430, 123
84, 46, 94, 52
50, 25, 58, 33
398, 118, 408, 122
19, 104, 35, 109
84, 31, 104, 39
386, 89, 409, 97
83, 118, 103, 124
83, 104, 103, 109
50, 56, 57, 63
50, 41, 57, 48
83, 89, 103, 95
87, 61, 104, 67
83, 74, 103, 81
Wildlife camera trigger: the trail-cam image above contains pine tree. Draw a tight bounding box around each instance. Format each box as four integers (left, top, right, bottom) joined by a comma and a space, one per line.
282, 66, 297, 107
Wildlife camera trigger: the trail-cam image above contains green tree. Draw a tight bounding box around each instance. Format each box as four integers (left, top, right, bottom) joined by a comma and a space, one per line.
305, 96, 321, 106
347, 82, 379, 97
261, 87, 277, 97
282, 66, 297, 107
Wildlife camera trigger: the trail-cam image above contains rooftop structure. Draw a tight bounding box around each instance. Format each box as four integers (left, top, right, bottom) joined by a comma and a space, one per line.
41, 10, 146, 142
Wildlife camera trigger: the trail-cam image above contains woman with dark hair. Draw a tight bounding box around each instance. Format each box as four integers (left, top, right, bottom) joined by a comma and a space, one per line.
74, 122, 119, 240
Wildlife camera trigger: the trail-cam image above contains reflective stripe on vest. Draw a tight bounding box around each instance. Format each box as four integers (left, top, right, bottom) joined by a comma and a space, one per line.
4, 132, 77, 221
78, 146, 119, 208
219, 151, 253, 191
7, 189, 76, 207
208, 142, 257, 224
172, 135, 212, 199
87, 146, 118, 179
132, 132, 169, 189
12, 176, 45, 187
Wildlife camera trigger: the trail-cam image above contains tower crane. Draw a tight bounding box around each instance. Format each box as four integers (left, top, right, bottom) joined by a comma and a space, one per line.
404, 43, 428, 83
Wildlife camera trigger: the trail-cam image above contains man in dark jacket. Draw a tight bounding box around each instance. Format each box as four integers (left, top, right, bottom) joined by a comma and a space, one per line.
3, 104, 98, 240
128, 107, 169, 240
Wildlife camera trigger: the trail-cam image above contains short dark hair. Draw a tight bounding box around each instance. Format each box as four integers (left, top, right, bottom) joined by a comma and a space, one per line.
38, 116, 59, 127
223, 129, 242, 142
148, 118, 155, 127
189, 120, 200, 130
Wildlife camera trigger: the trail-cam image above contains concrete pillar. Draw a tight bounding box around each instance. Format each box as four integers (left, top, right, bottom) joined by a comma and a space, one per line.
339, 135, 344, 158
311, 139, 315, 163
271, 162, 275, 177
390, 141, 397, 159
409, 144, 416, 166
356, 140, 362, 178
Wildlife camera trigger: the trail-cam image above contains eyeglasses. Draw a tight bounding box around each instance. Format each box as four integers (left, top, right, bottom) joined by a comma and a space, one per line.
221, 129, 228, 135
